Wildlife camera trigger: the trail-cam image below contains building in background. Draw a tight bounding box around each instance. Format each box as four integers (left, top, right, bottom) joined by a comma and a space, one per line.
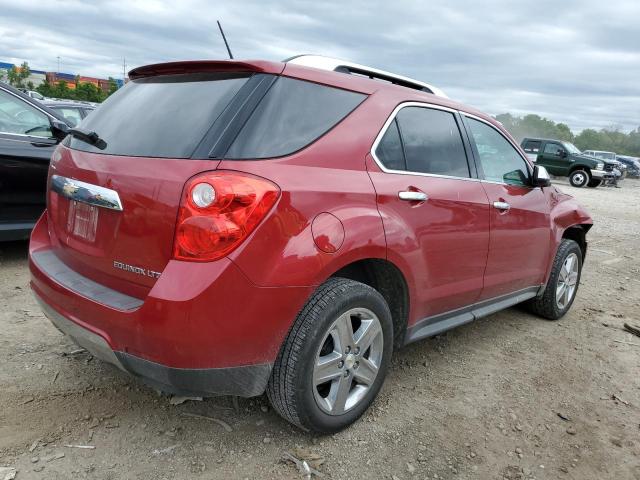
1, 60, 123, 92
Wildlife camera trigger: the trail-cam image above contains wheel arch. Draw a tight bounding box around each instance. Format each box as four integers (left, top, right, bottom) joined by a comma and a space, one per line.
561, 224, 591, 261
329, 258, 410, 349
568, 164, 592, 175
543, 195, 593, 287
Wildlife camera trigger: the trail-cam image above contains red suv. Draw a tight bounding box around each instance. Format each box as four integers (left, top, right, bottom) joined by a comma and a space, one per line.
29, 55, 592, 433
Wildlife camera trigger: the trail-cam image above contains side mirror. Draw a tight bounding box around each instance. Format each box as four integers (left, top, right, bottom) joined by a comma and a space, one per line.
50, 119, 70, 142
558, 149, 568, 158
532, 165, 551, 187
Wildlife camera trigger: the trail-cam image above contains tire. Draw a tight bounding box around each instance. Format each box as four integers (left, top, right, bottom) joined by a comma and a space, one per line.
587, 178, 602, 188
267, 277, 393, 433
569, 169, 590, 188
526, 239, 582, 320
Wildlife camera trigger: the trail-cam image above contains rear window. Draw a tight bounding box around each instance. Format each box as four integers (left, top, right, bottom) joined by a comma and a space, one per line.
225, 77, 366, 159
67, 73, 250, 158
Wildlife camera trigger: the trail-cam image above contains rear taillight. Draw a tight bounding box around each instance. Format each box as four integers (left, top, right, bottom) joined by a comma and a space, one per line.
173, 171, 280, 262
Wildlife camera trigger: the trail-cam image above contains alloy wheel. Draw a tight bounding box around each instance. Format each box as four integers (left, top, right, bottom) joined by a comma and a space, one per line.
556, 253, 579, 310
313, 307, 384, 415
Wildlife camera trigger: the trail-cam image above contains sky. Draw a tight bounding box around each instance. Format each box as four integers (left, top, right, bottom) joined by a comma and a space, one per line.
0, 0, 638, 132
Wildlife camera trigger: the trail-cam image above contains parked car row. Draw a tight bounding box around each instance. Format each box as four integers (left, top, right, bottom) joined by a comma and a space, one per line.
0, 82, 99, 240
520, 137, 637, 187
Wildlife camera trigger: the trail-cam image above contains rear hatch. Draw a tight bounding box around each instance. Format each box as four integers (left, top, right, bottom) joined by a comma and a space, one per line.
46, 64, 277, 297
45, 60, 367, 298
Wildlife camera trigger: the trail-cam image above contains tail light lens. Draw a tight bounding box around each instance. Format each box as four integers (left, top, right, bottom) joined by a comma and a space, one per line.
173, 171, 280, 262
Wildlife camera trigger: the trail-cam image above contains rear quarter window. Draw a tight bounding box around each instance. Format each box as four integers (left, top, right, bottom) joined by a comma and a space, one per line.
225, 77, 366, 159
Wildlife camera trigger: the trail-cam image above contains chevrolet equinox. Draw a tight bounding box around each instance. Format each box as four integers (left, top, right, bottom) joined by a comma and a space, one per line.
30, 55, 592, 433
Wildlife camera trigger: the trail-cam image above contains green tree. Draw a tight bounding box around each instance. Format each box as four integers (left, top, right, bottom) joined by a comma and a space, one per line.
35, 79, 53, 97
7, 61, 31, 88
74, 82, 106, 102
53, 80, 71, 98
107, 77, 119, 95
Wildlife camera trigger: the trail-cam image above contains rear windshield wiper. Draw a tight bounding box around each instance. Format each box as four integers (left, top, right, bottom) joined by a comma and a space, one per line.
69, 127, 107, 150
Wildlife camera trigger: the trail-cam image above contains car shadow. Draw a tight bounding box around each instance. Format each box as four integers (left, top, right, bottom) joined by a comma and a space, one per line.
0, 240, 29, 263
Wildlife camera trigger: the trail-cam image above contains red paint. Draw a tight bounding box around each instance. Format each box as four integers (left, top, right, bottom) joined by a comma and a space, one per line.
30, 58, 592, 374
312, 213, 345, 253
366, 155, 491, 320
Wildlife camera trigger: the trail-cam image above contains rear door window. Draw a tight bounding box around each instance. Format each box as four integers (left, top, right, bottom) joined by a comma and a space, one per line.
53, 107, 83, 127
225, 77, 365, 159
391, 107, 470, 177
67, 72, 250, 158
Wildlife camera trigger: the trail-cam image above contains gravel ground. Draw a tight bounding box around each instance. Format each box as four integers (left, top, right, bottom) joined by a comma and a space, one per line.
1, 179, 639, 480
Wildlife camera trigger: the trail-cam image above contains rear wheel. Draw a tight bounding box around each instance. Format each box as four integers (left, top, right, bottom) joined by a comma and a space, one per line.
569, 169, 590, 188
526, 239, 582, 320
587, 178, 602, 188
267, 277, 393, 433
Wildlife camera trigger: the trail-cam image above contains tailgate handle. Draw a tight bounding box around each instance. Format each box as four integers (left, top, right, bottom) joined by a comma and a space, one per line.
51, 175, 123, 211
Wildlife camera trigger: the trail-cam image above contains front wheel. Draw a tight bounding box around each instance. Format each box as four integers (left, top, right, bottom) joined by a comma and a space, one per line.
267, 278, 393, 433
526, 239, 582, 320
587, 178, 602, 188
569, 169, 590, 188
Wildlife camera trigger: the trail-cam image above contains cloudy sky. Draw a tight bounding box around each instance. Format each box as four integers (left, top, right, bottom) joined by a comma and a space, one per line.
1, 0, 638, 132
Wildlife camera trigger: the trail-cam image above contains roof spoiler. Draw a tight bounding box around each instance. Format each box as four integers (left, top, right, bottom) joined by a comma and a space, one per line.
128, 60, 285, 79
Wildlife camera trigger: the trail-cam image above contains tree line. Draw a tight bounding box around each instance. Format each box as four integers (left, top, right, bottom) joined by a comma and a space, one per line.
0, 61, 118, 103
496, 113, 640, 157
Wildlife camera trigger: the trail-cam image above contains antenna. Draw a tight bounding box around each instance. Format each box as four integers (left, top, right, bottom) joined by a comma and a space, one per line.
217, 20, 234, 59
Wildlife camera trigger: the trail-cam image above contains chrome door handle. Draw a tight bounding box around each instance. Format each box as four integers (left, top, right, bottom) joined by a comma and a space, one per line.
399, 191, 428, 202
493, 201, 510, 211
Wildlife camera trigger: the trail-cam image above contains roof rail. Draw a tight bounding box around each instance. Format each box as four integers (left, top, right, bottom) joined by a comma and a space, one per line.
284, 55, 448, 98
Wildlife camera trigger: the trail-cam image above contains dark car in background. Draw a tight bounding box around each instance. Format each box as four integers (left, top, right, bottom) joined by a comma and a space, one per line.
521, 137, 616, 187
0, 82, 70, 240
615, 155, 640, 178
41, 99, 96, 127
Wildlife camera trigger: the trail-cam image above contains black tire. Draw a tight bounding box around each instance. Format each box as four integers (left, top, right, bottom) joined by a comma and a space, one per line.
526, 239, 582, 320
267, 277, 393, 433
587, 178, 602, 188
569, 169, 590, 188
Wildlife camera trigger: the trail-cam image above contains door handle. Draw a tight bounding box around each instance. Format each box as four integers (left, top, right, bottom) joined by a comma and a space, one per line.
399, 191, 428, 202
492, 201, 510, 211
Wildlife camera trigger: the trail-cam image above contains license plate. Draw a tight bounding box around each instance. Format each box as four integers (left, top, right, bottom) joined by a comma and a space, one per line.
67, 201, 99, 241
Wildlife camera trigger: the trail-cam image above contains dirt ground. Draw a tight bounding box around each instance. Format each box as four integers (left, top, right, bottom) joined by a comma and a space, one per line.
1, 179, 639, 480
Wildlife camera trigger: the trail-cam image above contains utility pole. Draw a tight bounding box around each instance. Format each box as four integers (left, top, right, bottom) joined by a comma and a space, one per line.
57, 56, 60, 73
122, 57, 127, 83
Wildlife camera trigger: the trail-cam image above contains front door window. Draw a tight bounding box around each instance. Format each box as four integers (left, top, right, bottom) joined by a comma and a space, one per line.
0, 90, 53, 138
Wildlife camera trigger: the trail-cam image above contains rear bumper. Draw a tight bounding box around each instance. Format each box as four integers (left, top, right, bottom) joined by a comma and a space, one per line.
35, 292, 271, 396
29, 214, 313, 397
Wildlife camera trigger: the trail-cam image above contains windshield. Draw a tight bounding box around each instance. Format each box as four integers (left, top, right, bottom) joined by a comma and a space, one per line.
562, 142, 581, 154
593, 151, 616, 161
